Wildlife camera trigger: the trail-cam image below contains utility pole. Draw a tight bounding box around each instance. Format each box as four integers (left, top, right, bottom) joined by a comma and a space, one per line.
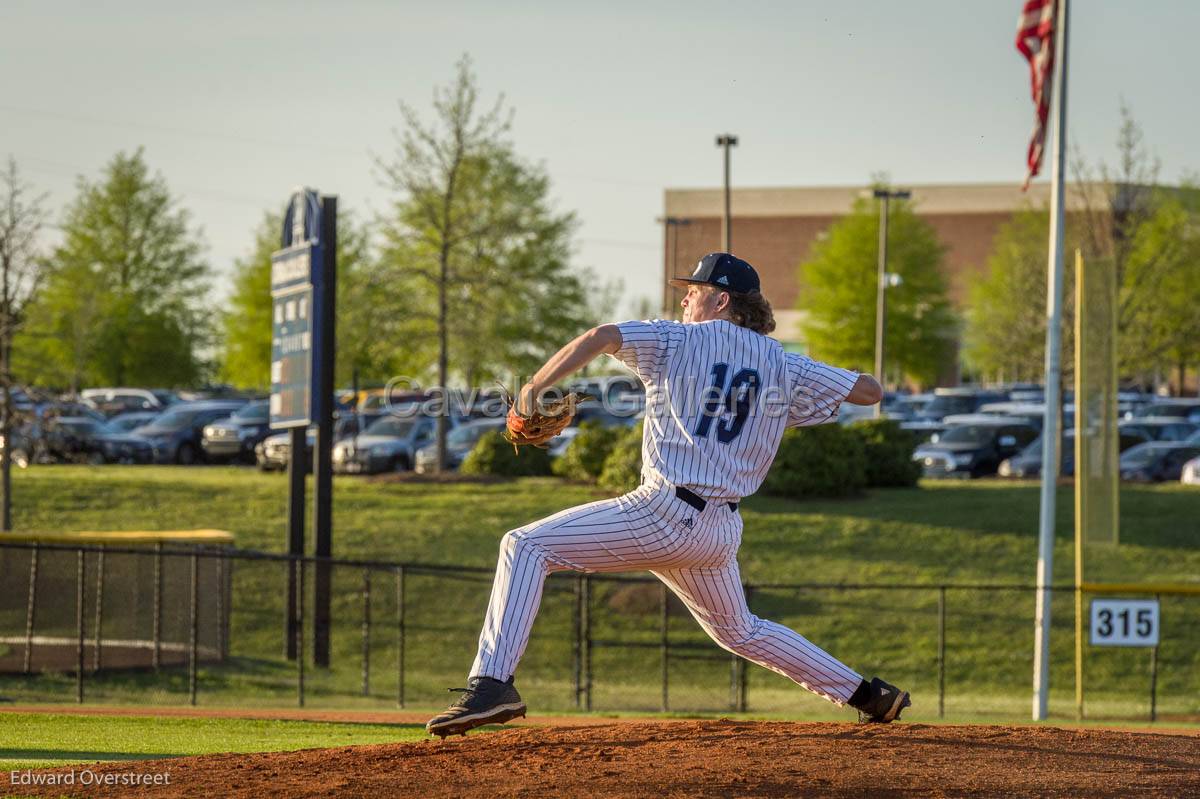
872, 188, 910, 411
715, 135, 738, 252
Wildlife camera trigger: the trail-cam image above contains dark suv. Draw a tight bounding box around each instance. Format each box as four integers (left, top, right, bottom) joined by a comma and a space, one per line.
201, 400, 271, 463
913, 420, 1039, 478
135, 400, 247, 464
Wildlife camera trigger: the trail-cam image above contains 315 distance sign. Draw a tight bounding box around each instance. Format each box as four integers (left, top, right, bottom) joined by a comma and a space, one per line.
1089, 598, 1159, 647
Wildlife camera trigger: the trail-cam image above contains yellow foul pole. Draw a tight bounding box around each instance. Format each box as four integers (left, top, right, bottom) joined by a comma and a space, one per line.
1073, 249, 1084, 721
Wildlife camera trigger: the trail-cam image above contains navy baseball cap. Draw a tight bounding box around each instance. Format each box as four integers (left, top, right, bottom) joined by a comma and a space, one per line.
669, 252, 761, 294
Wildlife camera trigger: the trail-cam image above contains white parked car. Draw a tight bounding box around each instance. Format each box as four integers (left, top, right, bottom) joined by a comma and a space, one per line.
1182, 455, 1200, 486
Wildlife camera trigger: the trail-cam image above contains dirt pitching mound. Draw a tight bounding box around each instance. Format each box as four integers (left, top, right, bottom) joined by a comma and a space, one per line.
11, 719, 1200, 798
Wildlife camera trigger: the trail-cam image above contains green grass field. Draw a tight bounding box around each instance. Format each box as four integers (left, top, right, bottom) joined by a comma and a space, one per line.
1, 466, 1197, 722
0, 712, 425, 772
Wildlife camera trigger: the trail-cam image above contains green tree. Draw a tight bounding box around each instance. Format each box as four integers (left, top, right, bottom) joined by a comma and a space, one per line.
219, 210, 378, 391
378, 55, 597, 469
962, 207, 1079, 383
16, 149, 210, 389
797, 192, 957, 386
1072, 105, 1200, 387
0, 158, 48, 529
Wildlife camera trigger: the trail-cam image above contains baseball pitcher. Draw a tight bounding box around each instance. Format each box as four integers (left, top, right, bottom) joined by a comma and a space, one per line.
427, 252, 910, 737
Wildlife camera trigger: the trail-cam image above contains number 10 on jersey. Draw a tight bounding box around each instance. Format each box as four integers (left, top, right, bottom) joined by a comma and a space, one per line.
1089, 598, 1159, 647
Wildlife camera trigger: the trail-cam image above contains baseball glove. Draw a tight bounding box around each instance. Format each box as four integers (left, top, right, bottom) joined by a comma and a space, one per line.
501, 387, 592, 452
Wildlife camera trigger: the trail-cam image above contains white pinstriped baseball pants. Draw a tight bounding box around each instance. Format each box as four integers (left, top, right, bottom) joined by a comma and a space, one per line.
470, 482, 864, 705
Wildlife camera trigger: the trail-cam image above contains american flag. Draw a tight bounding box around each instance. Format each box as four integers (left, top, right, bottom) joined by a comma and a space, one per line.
1016, 0, 1057, 189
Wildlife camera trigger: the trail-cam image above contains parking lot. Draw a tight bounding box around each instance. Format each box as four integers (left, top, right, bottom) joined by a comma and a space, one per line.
3, 381, 1197, 487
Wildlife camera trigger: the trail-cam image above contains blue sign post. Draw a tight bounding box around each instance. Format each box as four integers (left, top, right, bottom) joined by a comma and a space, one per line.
270, 190, 322, 429
272, 188, 336, 667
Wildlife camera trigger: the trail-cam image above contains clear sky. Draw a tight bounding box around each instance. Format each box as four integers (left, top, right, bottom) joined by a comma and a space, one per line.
2, 1, 1196, 316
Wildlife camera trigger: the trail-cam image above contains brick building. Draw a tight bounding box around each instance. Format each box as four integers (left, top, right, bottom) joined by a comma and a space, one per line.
660, 182, 1083, 359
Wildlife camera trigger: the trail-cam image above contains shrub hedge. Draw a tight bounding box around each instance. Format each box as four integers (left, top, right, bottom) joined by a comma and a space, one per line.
597, 421, 644, 493
460, 430, 553, 477
762, 424, 868, 499
552, 421, 624, 482
851, 418, 922, 488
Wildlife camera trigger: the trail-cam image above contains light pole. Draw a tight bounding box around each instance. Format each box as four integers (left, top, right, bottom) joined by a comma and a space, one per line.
873, 187, 910, 414
715, 134, 738, 252
657, 216, 692, 317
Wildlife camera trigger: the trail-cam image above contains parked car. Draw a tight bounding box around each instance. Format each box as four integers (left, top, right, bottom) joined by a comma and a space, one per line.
41, 416, 110, 464
997, 429, 1151, 478
38, 401, 107, 424
414, 418, 507, 473
899, 420, 945, 445
38, 416, 155, 465
92, 418, 156, 464
1181, 454, 1200, 486
0, 425, 35, 468
201, 400, 271, 463
882, 393, 935, 422
135, 400, 247, 464
254, 414, 383, 472
80, 387, 171, 417
1119, 442, 1200, 483
332, 414, 456, 474
915, 388, 1007, 423
104, 411, 161, 433
256, 427, 314, 472
1125, 398, 1200, 420
333, 410, 385, 440
912, 419, 1038, 478
1118, 418, 1199, 443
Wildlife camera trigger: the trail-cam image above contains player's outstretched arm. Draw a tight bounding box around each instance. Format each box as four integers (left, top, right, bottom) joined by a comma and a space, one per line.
844, 374, 883, 406
516, 325, 623, 415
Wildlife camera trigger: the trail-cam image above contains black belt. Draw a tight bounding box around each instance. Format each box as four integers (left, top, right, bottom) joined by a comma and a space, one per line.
674, 485, 738, 513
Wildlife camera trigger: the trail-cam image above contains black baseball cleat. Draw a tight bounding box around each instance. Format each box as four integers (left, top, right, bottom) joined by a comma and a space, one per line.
425, 676, 527, 739
851, 677, 911, 723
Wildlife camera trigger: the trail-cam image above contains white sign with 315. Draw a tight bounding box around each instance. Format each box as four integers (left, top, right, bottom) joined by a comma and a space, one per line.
1089, 598, 1159, 647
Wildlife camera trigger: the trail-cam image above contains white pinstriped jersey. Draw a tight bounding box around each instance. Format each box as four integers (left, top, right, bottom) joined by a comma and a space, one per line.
611, 319, 858, 500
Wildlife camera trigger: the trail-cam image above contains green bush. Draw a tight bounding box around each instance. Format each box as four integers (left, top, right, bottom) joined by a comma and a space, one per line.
762, 424, 867, 499
597, 421, 644, 493
851, 418, 922, 487
460, 430, 553, 477
552, 421, 624, 482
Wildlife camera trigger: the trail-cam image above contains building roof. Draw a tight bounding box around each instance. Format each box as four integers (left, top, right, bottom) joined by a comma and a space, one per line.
664, 181, 1102, 218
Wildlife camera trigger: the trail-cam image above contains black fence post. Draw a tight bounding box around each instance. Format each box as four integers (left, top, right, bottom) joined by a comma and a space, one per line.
396, 566, 405, 708
660, 582, 669, 713
153, 542, 162, 671
23, 542, 38, 674
189, 551, 199, 706
573, 575, 583, 711
361, 568, 371, 698
75, 549, 85, 704
93, 546, 105, 673
1150, 593, 1160, 723
216, 550, 226, 660
738, 585, 752, 713
938, 586, 946, 719
297, 557, 305, 707
582, 574, 592, 712
286, 425, 306, 662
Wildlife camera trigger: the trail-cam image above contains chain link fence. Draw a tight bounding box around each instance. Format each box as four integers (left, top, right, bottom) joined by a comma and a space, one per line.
1, 541, 1195, 720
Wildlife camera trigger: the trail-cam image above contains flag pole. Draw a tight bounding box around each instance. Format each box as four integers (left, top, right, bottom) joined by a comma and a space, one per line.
1032, 0, 1070, 722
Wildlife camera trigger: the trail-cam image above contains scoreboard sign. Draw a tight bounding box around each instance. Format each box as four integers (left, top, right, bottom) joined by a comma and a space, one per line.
1089, 598, 1159, 647
270, 189, 323, 429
